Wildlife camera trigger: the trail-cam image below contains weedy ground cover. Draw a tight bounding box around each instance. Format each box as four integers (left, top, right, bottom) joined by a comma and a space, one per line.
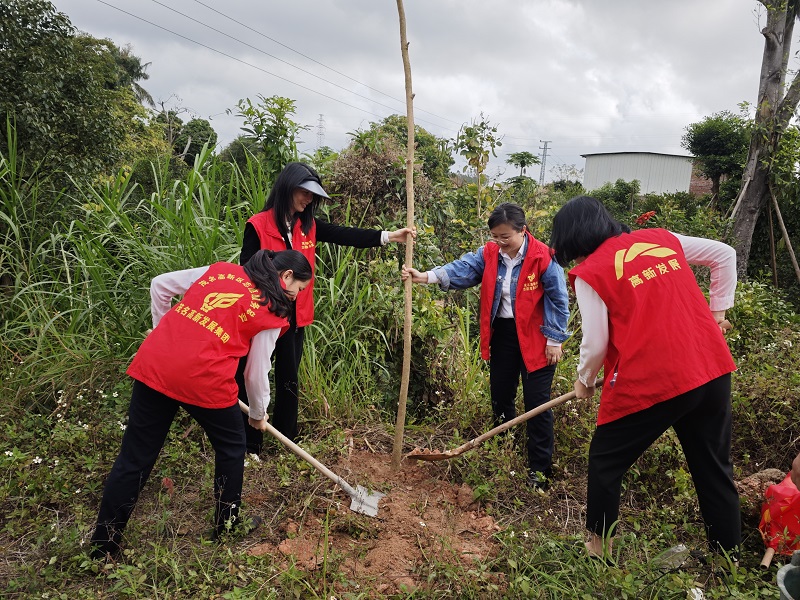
1, 146, 796, 597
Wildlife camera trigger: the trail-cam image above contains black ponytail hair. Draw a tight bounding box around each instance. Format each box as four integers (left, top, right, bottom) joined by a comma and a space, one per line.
242, 249, 313, 318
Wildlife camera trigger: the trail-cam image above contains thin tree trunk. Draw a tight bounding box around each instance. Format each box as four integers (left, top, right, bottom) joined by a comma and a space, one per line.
392, 0, 415, 470
770, 186, 800, 285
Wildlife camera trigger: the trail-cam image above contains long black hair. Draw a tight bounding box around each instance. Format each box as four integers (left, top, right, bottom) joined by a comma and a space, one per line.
242, 249, 312, 318
262, 162, 324, 238
487, 202, 528, 231
549, 195, 630, 267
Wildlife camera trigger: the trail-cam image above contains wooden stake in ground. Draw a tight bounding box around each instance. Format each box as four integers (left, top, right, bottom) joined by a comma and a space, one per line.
770, 186, 800, 286
392, 0, 415, 470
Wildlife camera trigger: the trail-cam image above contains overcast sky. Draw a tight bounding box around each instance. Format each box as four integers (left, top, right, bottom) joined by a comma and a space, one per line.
53, 0, 771, 182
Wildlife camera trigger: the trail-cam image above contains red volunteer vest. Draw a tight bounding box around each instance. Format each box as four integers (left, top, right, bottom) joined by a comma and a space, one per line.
569, 228, 736, 425
127, 262, 288, 409
248, 209, 317, 327
480, 232, 551, 373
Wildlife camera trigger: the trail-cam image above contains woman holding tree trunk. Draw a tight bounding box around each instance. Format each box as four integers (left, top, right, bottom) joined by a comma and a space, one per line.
402, 202, 571, 491
238, 161, 415, 450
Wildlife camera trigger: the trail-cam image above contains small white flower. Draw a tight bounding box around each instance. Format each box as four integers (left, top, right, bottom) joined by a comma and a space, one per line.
56, 414, 62, 419
75, 488, 81, 494
76, 395, 83, 400
50, 536, 57, 543
112, 392, 119, 398
4, 450, 13, 457
57, 390, 63, 395
522, 531, 529, 538
509, 470, 516, 476
53, 459, 59, 466
33, 456, 42, 464
419, 521, 426, 527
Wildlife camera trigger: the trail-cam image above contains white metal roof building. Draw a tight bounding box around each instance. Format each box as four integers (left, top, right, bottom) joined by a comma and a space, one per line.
582, 152, 694, 195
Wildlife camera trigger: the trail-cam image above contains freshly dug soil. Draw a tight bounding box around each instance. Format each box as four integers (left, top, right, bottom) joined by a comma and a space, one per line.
245, 449, 503, 595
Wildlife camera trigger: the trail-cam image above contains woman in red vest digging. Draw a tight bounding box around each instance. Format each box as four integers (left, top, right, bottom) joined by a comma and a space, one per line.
402, 203, 571, 490
239, 162, 415, 448
549, 195, 740, 560
90, 249, 312, 560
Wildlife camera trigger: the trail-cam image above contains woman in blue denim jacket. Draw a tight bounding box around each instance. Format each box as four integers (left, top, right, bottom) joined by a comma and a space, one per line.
403, 203, 570, 490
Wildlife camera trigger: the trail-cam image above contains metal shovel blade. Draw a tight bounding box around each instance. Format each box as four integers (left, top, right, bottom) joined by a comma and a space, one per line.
350, 485, 385, 517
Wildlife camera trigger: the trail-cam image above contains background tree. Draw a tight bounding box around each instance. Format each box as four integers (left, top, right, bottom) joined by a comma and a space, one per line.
0, 0, 157, 181
173, 118, 217, 166
454, 114, 502, 213
506, 151, 540, 177
155, 107, 185, 148
732, 0, 800, 277
370, 114, 454, 184
109, 43, 155, 107
681, 110, 750, 207
229, 95, 307, 183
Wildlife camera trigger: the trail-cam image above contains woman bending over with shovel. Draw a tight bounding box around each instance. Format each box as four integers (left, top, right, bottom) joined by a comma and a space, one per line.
402, 202, 570, 491
90, 249, 312, 560
549, 195, 740, 560
239, 161, 415, 449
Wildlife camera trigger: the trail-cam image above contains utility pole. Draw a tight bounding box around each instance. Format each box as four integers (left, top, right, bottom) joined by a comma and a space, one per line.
316, 114, 326, 149
539, 140, 551, 186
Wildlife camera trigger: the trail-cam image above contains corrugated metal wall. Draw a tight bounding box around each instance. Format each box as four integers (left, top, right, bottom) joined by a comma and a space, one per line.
583, 153, 693, 195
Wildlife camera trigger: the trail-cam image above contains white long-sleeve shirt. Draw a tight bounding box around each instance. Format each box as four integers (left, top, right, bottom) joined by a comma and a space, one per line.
576, 233, 737, 387
149, 266, 279, 420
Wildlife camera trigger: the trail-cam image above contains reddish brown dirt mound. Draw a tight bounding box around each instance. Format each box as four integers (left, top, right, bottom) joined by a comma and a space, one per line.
246, 450, 502, 594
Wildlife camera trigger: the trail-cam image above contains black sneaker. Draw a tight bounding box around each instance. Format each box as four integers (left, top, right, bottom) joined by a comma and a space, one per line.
527, 471, 550, 492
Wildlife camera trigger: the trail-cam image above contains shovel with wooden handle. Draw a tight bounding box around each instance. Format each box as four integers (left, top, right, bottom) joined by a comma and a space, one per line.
239, 400, 384, 517
406, 379, 604, 462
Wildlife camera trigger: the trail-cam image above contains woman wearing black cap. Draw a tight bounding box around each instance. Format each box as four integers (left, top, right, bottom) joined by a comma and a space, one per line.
238, 161, 414, 448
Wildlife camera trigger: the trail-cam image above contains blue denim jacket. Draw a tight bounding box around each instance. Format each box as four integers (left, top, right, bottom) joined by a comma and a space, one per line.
431, 243, 571, 343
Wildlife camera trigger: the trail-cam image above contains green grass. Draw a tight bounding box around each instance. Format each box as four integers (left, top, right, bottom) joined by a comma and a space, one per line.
0, 135, 794, 598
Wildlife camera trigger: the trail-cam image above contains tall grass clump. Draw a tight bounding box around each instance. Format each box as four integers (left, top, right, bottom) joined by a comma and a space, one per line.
1, 140, 261, 410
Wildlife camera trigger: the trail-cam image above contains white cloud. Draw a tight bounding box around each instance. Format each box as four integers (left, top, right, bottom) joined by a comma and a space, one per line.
53, 0, 770, 180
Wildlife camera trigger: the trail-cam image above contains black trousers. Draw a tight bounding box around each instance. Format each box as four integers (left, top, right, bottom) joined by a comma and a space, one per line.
586, 373, 741, 552
90, 380, 246, 557
238, 324, 305, 450
489, 318, 557, 476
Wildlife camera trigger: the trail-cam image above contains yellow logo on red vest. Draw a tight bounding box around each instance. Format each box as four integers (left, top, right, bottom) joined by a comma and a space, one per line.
614, 243, 677, 280
522, 271, 539, 292
201, 292, 244, 312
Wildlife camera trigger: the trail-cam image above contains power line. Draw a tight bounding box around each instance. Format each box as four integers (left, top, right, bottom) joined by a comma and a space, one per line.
94, 0, 389, 121
147, 0, 418, 121
188, 0, 463, 127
